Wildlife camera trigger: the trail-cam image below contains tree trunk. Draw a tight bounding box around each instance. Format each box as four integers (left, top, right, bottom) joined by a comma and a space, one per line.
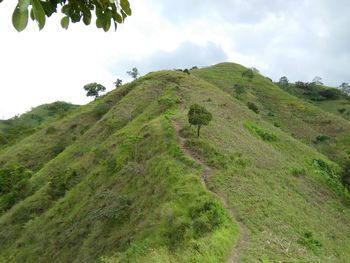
197, 125, 201, 138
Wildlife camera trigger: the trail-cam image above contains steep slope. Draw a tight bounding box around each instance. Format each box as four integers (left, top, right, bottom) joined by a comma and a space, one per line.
0, 102, 78, 150
192, 63, 350, 165
0, 68, 349, 262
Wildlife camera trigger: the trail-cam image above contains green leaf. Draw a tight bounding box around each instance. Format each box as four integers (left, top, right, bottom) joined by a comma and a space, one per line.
120, 0, 131, 16
96, 17, 103, 28
112, 12, 122, 23
18, 0, 30, 12
31, 0, 46, 30
103, 17, 111, 32
12, 5, 29, 32
82, 12, 91, 25
60, 16, 69, 29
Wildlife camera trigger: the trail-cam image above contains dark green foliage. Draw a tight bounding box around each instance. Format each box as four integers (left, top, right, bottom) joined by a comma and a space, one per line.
234, 83, 245, 98
0, 163, 32, 213
241, 68, 254, 85
83, 82, 106, 99
191, 66, 198, 70
188, 104, 212, 137
278, 76, 289, 89
338, 108, 346, 114
298, 232, 322, 252
127, 68, 140, 80
247, 101, 259, 113
47, 168, 79, 200
291, 167, 306, 177
319, 88, 341, 99
312, 159, 339, 180
314, 135, 331, 144
190, 200, 225, 237
114, 78, 123, 88
183, 69, 190, 75
11, 0, 131, 32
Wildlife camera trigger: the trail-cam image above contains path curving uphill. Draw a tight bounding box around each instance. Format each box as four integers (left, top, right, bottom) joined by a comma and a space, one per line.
172, 120, 249, 263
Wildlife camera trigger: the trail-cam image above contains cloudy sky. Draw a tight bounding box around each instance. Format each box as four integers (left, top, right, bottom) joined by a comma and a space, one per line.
0, 0, 349, 119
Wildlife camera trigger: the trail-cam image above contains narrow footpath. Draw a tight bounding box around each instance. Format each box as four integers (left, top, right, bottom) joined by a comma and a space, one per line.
172, 120, 249, 263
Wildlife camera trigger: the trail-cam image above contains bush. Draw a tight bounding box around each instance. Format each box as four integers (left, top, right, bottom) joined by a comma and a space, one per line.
247, 102, 259, 113
319, 88, 341, 99
314, 135, 331, 144
0, 163, 32, 213
338, 108, 346, 114
234, 84, 245, 98
47, 168, 79, 199
190, 200, 225, 237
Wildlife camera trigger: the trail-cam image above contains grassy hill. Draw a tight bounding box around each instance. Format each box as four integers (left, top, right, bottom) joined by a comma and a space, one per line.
0, 102, 78, 150
0, 64, 349, 262
278, 82, 350, 121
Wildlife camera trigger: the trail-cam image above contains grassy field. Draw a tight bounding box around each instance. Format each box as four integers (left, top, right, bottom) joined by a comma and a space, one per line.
0, 65, 349, 262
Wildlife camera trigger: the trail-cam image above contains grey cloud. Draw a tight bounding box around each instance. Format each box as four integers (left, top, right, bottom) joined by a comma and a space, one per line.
108, 41, 227, 79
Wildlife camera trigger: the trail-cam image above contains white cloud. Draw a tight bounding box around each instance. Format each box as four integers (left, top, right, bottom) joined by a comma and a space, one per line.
0, 0, 349, 118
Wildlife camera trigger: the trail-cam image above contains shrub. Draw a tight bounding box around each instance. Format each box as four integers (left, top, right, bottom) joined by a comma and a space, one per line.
338, 108, 346, 114
247, 102, 259, 113
319, 88, 341, 99
314, 135, 331, 144
190, 199, 225, 237
234, 84, 245, 98
47, 168, 79, 199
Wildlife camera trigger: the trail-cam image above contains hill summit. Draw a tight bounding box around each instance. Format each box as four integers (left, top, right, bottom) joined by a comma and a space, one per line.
0, 63, 349, 262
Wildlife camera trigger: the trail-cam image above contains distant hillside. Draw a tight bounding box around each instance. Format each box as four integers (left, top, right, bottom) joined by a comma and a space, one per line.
277, 81, 350, 121
192, 63, 350, 165
0, 65, 349, 262
0, 102, 78, 150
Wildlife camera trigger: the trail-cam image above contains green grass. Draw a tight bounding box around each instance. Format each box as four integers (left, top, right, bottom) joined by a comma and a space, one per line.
0, 65, 349, 262
0, 102, 78, 151
192, 63, 350, 164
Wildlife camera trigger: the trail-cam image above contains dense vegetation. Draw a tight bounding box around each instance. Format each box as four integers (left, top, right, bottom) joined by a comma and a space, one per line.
0, 63, 349, 262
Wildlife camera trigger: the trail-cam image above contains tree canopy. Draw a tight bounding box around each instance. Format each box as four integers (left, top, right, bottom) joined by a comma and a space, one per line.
9, 0, 132, 32
83, 82, 106, 99
188, 104, 212, 137
127, 67, 140, 80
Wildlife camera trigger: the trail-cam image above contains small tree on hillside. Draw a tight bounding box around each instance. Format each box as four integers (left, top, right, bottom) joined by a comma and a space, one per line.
278, 76, 289, 89
339, 82, 350, 96
312, 76, 323, 86
188, 104, 212, 138
127, 68, 140, 80
83, 82, 106, 99
114, 78, 123, 88
241, 68, 254, 88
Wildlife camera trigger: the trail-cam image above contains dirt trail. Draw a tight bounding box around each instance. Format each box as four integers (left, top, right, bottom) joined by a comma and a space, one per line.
172, 121, 249, 263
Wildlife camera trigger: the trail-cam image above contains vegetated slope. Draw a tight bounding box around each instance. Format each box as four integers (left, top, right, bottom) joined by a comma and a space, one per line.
0, 68, 349, 262
0, 102, 78, 150
279, 82, 350, 121
192, 63, 350, 165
